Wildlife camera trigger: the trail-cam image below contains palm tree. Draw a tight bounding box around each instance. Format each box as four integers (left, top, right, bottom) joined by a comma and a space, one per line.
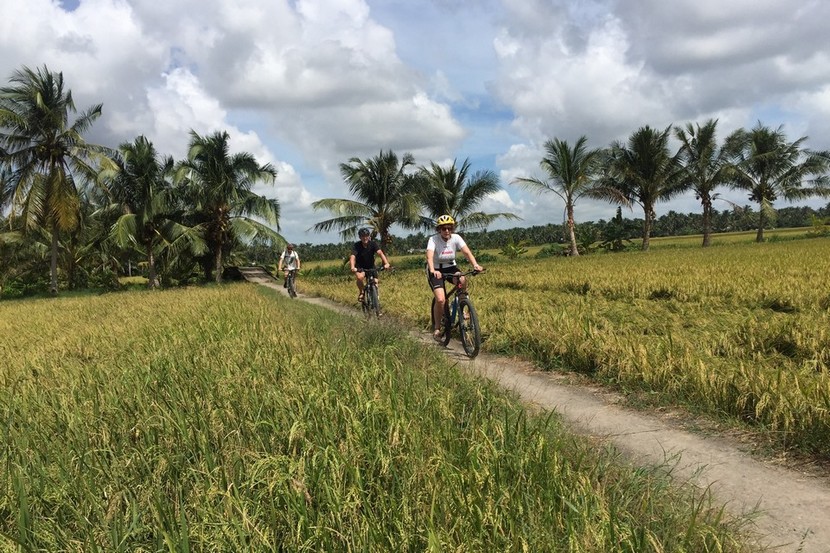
674, 119, 733, 247
312, 150, 421, 246
100, 135, 205, 288
604, 126, 686, 251
418, 158, 519, 232
0, 65, 112, 294
175, 130, 280, 283
513, 137, 627, 256
724, 122, 830, 242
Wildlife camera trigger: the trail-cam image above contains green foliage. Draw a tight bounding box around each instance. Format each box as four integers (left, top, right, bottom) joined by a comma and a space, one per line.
1, 275, 48, 299
574, 225, 600, 254
535, 243, 568, 258
303, 263, 348, 277
474, 252, 498, 264
0, 65, 110, 295
600, 207, 636, 252
394, 255, 428, 270
806, 214, 830, 237
499, 239, 529, 259
419, 158, 518, 231
311, 150, 421, 245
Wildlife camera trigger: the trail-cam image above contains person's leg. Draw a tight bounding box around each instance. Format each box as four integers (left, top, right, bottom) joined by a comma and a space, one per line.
356, 271, 366, 301
432, 286, 446, 339
453, 272, 467, 291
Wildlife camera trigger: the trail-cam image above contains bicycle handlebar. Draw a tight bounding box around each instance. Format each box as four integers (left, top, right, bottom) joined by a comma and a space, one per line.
450, 268, 485, 277
357, 266, 394, 275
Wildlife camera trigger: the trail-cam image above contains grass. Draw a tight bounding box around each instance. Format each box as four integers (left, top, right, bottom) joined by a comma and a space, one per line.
1, 285, 753, 551
300, 235, 830, 459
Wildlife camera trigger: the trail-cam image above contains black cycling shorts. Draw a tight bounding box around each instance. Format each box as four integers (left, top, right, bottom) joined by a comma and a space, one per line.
425, 264, 460, 290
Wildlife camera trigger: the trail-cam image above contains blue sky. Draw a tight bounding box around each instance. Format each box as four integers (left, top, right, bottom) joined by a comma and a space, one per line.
3, 0, 830, 244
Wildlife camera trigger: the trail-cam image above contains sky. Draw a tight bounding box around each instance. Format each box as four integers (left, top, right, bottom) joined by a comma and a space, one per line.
3, 0, 830, 244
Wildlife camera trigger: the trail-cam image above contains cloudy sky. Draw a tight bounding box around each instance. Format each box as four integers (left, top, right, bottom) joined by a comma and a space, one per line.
3, 0, 830, 244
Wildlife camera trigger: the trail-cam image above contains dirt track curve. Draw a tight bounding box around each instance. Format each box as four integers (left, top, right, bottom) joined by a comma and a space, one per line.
239, 266, 830, 553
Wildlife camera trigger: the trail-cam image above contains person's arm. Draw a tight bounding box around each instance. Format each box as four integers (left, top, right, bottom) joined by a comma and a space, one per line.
349, 253, 357, 272
377, 249, 390, 269
460, 245, 483, 272
425, 238, 440, 278
296, 253, 300, 270
277, 252, 284, 272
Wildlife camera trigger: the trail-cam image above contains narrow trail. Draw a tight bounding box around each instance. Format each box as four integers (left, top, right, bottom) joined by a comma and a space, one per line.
239, 267, 830, 553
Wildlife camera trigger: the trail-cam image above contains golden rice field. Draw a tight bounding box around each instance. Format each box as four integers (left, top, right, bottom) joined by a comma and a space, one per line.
0, 285, 753, 551
301, 237, 830, 457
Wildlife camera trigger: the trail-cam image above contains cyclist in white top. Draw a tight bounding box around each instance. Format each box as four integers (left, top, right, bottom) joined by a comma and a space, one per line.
425, 215, 484, 341
278, 243, 300, 288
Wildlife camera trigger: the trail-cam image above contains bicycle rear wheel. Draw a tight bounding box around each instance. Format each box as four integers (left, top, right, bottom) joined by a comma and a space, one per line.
457, 298, 481, 358
431, 297, 452, 346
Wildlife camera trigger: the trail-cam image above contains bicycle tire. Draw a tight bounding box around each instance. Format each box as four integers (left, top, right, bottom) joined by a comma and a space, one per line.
362, 290, 371, 317
431, 297, 452, 346
369, 285, 381, 318
287, 274, 297, 298
457, 298, 481, 358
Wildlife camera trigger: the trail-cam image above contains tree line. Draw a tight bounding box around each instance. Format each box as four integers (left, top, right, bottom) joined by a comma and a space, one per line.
247, 203, 830, 263
3, 64, 830, 297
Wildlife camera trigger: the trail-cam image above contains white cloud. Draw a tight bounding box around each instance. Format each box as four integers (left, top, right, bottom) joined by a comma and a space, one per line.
3, 0, 830, 244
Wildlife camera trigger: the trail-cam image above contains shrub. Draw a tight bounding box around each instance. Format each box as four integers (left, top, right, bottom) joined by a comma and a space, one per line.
500, 240, 529, 259
535, 244, 568, 258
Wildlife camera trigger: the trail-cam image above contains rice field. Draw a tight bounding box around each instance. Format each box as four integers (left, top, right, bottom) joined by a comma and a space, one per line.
301, 237, 830, 457
0, 285, 752, 551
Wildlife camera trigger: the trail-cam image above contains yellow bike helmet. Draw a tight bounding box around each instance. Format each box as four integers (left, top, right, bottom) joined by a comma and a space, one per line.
436, 214, 455, 227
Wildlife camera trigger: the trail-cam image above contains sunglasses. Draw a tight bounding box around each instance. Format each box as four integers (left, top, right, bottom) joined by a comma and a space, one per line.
438, 225, 454, 232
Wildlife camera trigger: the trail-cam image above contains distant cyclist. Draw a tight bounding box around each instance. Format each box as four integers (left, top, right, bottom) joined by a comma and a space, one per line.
278, 243, 301, 288
426, 215, 483, 341
349, 228, 391, 303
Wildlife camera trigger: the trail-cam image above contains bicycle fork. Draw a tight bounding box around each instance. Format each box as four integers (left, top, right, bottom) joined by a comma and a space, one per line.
449, 291, 468, 325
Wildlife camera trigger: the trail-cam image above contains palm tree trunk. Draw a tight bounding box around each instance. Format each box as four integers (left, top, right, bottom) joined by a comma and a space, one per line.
566, 203, 579, 257
147, 245, 159, 289
50, 226, 59, 296
214, 248, 223, 283
756, 209, 765, 242
641, 206, 653, 251
701, 196, 712, 247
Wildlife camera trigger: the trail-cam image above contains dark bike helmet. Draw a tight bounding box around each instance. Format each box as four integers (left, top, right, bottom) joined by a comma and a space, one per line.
358, 228, 371, 238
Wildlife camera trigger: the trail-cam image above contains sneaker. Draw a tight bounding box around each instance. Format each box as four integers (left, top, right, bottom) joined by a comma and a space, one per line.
357, 292, 365, 303
433, 329, 443, 342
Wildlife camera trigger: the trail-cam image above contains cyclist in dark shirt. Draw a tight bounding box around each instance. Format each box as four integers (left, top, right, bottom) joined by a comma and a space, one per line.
349, 228, 391, 303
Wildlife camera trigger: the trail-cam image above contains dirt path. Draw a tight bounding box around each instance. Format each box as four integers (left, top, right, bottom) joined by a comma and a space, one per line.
243, 269, 830, 552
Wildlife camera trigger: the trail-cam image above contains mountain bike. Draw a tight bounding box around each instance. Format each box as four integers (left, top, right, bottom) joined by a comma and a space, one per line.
285, 269, 298, 298
431, 269, 484, 358
360, 266, 388, 318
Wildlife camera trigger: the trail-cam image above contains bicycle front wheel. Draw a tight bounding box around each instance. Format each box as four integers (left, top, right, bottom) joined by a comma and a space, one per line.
287, 274, 297, 297
369, 286, 381, 318
362, 290, 371, 317
458, 298, 481, 358
431, 297, 452, 346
